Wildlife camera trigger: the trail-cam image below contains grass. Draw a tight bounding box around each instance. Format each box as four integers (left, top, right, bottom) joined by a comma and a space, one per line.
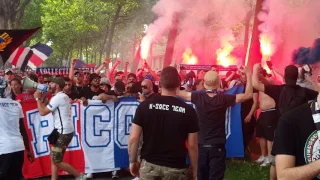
225, 159, 270, 180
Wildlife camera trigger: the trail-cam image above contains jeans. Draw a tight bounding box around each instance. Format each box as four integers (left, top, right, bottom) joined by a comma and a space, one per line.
197, 144, 226, 180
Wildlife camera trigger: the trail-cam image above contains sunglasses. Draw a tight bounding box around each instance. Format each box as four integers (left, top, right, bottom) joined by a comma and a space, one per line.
93, 78, 101, 82
5, 72, 13, 75
84, 72, 90, 76
74, 73, 83, 77
141, 85, 147, 89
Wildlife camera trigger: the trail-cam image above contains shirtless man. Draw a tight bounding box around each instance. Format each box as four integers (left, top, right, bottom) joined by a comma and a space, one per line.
255, 73, 278, 167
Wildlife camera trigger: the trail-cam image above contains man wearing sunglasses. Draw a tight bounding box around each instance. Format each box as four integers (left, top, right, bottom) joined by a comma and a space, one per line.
141, 79, 155, 99
79, 73, 117, 106
82, 70, 91, 86
72, 71, 85, 96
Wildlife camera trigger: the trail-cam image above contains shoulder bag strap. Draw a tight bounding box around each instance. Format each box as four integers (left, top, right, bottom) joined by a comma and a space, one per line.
57, 107, 63, 134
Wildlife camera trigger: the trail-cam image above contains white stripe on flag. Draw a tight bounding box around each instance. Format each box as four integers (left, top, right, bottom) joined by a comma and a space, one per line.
31, 48, 48, 60
16, 48, 31, 68
28, 61, 36, 69
7, 48, 19, 64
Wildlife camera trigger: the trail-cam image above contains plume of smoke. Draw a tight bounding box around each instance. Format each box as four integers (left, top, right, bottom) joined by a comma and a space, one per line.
175, 0, 249, 64
140, 0, 185, 59
142, 0, 249, 64
258, 0, 320, 68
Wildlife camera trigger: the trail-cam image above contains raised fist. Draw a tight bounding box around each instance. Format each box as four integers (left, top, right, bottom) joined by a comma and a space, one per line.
72, 59, 77, 65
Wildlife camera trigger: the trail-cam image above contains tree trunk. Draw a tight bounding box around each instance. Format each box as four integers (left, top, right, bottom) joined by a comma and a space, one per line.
164, 13, 180, 67
80, 44, 83, 61
105, 4, 122, 58
247, 0, 263, 68
85, 43, 88, 64
0, 0, 31, 29
94, 48, 97, 65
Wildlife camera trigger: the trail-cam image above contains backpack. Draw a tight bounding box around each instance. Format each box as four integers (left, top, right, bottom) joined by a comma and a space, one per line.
278, 85, 308, 115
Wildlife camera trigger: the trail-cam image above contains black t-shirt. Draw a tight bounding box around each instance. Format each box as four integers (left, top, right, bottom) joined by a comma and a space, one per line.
133, 95, 199, 169
78, 86, 105, 100
191, 92, 236, 144
66, 91, 78, 100
241, 83, 258, 118
265, 84, 317, 107
272, 103, 320, 180
146, 93, 159, 99
72, 85, 85, 97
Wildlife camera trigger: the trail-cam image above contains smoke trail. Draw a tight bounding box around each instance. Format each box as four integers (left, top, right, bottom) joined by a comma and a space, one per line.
258, 0, 320, 68
142, 0, 249, 65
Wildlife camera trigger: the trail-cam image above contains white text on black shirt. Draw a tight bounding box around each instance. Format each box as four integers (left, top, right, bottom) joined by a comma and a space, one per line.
149, 103, 185, 113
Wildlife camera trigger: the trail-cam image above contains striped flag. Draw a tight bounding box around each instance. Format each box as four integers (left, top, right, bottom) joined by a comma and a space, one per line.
0, 27, 40, 64
7, 47, 32, 70
28, 43, 53, 69
7, 43, 52, 70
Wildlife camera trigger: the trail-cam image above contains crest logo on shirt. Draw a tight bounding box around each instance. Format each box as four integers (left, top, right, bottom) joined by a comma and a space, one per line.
0, 32, 13, 51
304, 130, 320, 179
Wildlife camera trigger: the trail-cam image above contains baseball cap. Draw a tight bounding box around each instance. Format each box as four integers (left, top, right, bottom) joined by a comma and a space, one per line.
89, 73, 101, 82
204, 71, 221, 90
100, 78, 110, 85
5, 69, 13, 75
51, 77, 65, 89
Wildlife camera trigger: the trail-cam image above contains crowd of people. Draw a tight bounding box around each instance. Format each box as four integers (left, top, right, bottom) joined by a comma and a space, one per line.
2, 38, 320, 180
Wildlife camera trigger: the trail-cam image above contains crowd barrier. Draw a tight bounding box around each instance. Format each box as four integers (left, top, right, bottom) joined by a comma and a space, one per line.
21, 86, 244, 179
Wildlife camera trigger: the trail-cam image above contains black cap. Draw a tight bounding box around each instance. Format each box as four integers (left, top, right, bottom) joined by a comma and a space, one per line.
89, 73, 101, 82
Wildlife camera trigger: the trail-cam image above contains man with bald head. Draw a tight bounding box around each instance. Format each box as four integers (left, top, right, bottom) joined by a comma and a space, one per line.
141, 79, 156, 99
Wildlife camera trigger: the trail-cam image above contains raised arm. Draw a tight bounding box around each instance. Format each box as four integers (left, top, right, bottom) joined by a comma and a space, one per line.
144, 62, 159, 81
110, 60, 121, 84
252, 63, 265, 92
176, 89, 192, 101
276, 155, 320, 180
69, 59, 77, 83
124, 62, 129, 84
236, 66, 253, 103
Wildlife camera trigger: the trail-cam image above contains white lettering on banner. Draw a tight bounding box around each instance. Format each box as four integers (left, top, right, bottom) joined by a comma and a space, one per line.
115, 101, 139, 149
27, 110, 53, 158
83, 105, 113, 148
27, 103, 81, 157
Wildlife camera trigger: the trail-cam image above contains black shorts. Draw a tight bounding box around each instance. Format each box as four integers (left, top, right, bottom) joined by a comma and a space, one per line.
0, 150, 24, 180
256, 109, 278, 141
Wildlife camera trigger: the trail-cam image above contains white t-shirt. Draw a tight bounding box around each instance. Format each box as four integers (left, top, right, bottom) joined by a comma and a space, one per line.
0, 98, 25, 155
47, 91, 74, 134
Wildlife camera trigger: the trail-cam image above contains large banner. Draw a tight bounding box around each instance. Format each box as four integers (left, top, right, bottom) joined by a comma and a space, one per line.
21, 87, 244, 179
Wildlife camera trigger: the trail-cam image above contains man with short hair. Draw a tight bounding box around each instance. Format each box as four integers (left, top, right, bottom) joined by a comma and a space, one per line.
79, 73, 104, 100
0, 77, 34, 180
141, 79, 155, 99
33, 77, 87, 180
127, 73, 137, 83
177, 67, 253, 180
129, 66, 199, 180
72, 71, 85, 96
63, 77, 77, 100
